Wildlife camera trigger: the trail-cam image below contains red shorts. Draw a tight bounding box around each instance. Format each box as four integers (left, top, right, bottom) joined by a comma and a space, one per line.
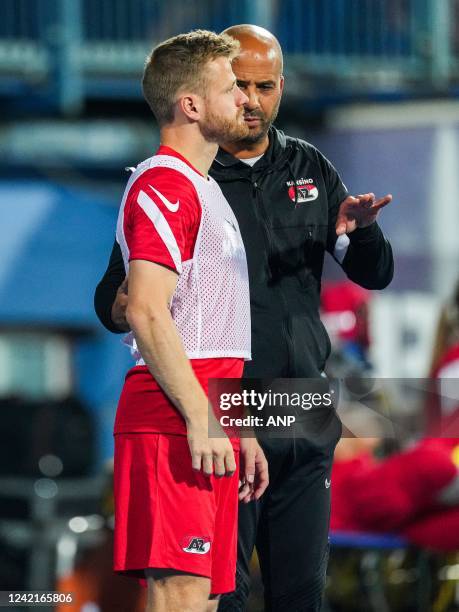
113, 432, 239, 595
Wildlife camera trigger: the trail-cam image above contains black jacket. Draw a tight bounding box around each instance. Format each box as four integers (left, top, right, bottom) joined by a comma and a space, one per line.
94, 127, 393, 377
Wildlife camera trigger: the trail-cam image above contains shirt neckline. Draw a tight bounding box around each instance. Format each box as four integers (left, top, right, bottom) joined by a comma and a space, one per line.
156, 145, 206, 179
240, 154, 264, 166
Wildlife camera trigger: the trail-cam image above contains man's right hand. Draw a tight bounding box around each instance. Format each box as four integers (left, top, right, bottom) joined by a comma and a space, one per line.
187, 420, 237, 478
111, 277, 130, 331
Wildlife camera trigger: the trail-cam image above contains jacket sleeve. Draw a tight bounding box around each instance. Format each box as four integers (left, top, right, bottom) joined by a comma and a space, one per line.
322, 152, 394, 290
94, 239, 126, 333
341, 223, 394, 290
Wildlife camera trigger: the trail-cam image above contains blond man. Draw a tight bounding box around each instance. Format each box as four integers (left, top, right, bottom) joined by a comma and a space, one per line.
112, 31, 268, 612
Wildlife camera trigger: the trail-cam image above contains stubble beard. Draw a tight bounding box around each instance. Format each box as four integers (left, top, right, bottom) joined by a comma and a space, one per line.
201, 106, 249, 144
237, 96, 281, 146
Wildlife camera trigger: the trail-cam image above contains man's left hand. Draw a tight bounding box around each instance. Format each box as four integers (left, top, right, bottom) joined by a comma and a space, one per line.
336, 192, 392, 236
238, 437, 269, 503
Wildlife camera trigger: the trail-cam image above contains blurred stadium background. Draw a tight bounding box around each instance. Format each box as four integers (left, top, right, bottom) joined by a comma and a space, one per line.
1, 1, 459, 610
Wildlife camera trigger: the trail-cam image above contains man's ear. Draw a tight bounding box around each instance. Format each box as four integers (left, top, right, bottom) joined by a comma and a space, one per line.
279, 75, 285, 94
178, 93, 203, 122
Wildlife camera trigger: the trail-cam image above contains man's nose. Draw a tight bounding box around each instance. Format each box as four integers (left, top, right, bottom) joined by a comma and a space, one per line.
237, 87, 249, 106
244, 88, 260, 110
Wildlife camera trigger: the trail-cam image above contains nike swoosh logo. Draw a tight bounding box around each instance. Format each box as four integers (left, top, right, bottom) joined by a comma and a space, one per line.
149, 185, 179, 212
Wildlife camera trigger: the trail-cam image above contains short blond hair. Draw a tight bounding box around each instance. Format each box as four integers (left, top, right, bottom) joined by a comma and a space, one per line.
142, 29, 240, 126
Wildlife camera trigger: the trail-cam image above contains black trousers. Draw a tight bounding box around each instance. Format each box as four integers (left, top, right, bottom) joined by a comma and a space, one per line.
219, 408, 342, 612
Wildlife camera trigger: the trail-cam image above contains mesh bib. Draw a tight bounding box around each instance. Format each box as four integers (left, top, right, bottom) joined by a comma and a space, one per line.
116, 155, 251, 363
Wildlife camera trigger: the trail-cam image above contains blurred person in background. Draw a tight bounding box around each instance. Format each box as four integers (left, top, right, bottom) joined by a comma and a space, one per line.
106, 30, 268, 612
331, 409, 459, 550
427, 279, 459, 435
321, 280, 372, 371
331, 279, 459, 549
430, 279, 459, 380
95, 24, 394, 611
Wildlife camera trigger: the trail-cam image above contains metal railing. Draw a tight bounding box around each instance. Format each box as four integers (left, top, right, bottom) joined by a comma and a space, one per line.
278, 0, 430, 76
0, 0, 457, 113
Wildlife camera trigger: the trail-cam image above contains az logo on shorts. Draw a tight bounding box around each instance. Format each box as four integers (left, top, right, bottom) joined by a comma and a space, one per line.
181, 536, 211, 554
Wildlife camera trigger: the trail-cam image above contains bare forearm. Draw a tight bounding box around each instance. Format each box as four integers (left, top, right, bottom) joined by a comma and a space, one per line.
127, 306, 208, 426
124, 261, 234, 476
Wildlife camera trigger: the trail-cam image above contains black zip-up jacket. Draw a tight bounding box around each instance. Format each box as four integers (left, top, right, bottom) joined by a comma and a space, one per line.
94, 127, 393, 378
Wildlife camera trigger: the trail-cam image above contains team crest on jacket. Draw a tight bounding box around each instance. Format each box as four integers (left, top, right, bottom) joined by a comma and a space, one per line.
287, 178, 319, 204
181, 535, 211, 554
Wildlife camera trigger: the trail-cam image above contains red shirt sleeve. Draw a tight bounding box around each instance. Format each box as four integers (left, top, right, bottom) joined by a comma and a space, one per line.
123, 166, 201, 273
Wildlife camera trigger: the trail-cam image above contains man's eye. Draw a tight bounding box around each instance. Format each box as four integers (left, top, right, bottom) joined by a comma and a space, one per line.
259, 84, 274, 90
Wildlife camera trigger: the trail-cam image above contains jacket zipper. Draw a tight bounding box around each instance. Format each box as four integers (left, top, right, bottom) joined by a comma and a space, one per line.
251, 178, 296, 376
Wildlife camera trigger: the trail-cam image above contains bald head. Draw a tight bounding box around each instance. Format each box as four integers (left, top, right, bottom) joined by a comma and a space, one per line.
222, 24, 283, 74
218, 24, 284, 152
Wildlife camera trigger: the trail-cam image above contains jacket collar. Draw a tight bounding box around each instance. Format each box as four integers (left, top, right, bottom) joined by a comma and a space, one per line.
212, 126, 289, 175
